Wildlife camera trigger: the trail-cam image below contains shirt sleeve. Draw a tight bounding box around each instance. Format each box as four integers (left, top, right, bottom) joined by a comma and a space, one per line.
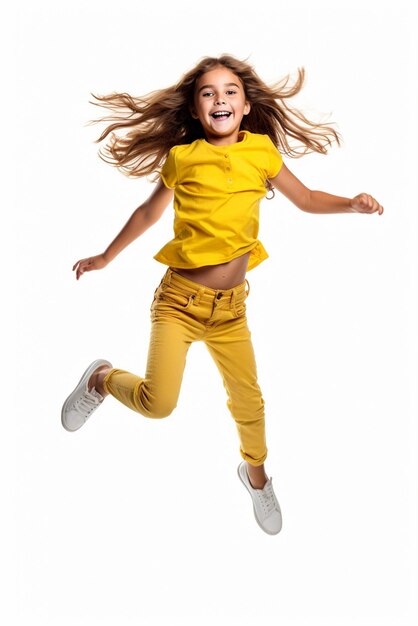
265, 135, 283, 179
160, 146, 178, 189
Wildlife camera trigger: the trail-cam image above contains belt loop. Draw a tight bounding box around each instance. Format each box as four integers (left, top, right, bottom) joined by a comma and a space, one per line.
194, 287, 203, 306
230, 288, 236, 309
165, 268, 172, 285
245, 278, 250, 297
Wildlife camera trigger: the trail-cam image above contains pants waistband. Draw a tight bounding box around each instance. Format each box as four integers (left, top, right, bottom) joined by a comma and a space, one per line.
162, 268, 250, 305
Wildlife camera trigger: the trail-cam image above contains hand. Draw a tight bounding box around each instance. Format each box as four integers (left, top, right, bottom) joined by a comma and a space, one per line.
72, 253, 108, 280
350, 193, 384, 215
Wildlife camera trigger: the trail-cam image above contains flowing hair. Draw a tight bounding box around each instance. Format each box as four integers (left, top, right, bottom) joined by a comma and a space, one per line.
88, 54, 342, 182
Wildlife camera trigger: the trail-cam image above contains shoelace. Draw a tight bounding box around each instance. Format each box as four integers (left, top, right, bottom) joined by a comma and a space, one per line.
71, 389, 101, 421
257, 480, 278, 516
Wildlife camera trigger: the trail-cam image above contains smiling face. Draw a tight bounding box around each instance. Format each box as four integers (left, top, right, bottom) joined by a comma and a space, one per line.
191, 65, 251, 146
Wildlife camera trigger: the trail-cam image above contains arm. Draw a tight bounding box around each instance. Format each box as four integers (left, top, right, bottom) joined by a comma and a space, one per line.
73, 178, 174, 280
269, 163, 384, 215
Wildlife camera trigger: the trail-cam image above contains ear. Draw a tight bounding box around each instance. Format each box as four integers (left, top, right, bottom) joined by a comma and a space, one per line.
189, 107, 199, 120
243, 101, 251, 116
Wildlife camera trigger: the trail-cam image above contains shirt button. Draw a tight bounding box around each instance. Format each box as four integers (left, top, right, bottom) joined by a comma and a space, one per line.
224, 154, 229, 158
227, 178, 232, 183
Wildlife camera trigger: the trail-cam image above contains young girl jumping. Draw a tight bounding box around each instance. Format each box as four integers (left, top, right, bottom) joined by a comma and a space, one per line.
61, 55, 384, 535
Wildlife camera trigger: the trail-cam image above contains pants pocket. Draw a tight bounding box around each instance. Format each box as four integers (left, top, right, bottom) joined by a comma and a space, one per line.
150, 284, 195, 318
233, 290, 249, 318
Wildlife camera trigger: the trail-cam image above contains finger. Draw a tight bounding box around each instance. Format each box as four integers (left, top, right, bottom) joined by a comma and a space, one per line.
371, 201, 383, 215
73, 259, 89, 272
77, 263, 87, 279
362, 195, 370, 208
82, 260, 96, 273
364, 197, 373, 212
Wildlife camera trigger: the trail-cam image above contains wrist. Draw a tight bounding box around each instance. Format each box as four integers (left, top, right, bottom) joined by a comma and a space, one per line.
102, 250, 114, 264
348, 198, 356, 213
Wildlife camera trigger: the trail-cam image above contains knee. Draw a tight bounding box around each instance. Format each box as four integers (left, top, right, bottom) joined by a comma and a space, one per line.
140, 400, 177, 419
132, 382, 178, 418
147, 407, 175, 419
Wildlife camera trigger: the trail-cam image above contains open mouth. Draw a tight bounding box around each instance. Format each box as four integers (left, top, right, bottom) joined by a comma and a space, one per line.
211, 111, 232, 121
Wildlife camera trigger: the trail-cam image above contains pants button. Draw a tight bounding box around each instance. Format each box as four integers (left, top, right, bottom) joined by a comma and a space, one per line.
216, 292, 223, 299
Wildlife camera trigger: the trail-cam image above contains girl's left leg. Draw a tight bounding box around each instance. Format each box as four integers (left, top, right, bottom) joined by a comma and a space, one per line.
205, 316, 282, 535
204, 315, 268, 482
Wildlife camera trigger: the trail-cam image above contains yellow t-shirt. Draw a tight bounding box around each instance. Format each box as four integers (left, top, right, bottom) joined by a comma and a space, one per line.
155, 130, 283, 271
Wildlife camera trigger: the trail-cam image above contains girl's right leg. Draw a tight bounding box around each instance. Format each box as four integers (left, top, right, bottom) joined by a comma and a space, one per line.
101, 315, 194, 419
62, 271, 201, 432
62, 315, 193, 432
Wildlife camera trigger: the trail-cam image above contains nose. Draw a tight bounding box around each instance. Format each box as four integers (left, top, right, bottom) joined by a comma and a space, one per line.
215, 96, 226, 105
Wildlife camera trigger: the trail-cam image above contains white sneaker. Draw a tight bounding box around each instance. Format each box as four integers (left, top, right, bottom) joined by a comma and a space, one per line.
237, 461, 282, 535
61, 359, 112, 432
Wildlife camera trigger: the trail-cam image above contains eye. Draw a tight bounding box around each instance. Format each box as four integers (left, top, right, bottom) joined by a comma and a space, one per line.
202, 91, 214, 97
226, 90, 237, 95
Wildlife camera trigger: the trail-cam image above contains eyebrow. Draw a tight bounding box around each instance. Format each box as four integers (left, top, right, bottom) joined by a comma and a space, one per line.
197, 82, 241, 93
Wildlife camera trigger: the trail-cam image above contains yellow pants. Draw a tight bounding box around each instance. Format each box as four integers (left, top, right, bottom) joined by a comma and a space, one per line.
103, 268, 267, 466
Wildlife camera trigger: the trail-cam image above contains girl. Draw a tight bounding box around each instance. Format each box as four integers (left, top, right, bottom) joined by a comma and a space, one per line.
61, 55, 384, 536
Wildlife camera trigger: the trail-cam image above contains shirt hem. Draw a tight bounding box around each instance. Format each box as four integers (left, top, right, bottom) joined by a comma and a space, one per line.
153, 243, 268, 272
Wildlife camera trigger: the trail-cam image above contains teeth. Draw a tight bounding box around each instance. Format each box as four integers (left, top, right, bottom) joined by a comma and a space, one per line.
212, 111, 231, 118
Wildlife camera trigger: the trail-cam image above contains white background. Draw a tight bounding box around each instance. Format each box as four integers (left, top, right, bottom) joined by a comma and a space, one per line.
3, 0, 417, 624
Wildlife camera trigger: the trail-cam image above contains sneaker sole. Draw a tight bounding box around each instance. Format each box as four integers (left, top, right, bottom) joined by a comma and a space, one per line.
61, 359, 113, 432
237, 462, 282, 535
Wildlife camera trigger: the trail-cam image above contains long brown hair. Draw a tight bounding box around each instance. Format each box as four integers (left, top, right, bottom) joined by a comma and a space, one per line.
89, 54, 342, 179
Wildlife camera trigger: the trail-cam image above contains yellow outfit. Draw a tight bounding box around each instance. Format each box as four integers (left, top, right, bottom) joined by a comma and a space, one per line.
103, 131, 284, 465
156, 130, 283, 271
